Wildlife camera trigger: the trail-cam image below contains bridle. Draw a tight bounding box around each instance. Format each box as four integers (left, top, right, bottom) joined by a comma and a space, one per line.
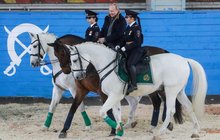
69, 46, 90, 73
56, 42, 72, 68
30, 34, 58, 66
69, 46, 119, 83
30, 34, 45, 59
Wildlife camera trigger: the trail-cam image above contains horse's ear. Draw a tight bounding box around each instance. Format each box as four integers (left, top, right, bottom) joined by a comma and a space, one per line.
28, 32, 36, 38
47, 43, 55, 47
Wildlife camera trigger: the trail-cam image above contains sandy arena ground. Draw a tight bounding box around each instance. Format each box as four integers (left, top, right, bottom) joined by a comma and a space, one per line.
0, 103, 220, 140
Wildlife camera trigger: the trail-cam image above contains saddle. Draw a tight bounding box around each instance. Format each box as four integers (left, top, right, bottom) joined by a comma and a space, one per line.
117, 48, 153, 83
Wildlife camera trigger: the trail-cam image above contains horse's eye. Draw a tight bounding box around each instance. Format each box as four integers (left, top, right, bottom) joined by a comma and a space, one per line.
72, 59, 78, 63
33, 45, 37, 48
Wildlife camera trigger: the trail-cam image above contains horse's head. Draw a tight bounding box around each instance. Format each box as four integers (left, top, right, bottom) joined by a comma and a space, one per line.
47, 34, 86, 74
48, 40, 72, 74
66, 45, 90, 80
29, 32, 55, 67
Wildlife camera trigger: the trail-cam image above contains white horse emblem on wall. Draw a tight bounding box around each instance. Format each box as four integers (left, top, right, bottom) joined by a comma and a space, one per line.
3, 23, 50, 76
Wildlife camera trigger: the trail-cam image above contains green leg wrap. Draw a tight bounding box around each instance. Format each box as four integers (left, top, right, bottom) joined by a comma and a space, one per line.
44, 112, 53, 128
116, 122, 124, 137
104, 116, 117, 129
104, 116, 124, 137
81, 111, 91, 126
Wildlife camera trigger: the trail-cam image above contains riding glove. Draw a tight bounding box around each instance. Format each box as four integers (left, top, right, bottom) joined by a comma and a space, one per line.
121, 47, 126, 52
115, 45, 120, 50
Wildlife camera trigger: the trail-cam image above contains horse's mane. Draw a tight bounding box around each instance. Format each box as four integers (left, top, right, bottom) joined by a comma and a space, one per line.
77, 42, 116, 56
58, 34, 86, 42
39, 32, 57, 38
36, 32, 57, 42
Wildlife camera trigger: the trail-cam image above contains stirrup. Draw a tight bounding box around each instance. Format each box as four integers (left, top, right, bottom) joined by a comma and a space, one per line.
126, 84, 137, 94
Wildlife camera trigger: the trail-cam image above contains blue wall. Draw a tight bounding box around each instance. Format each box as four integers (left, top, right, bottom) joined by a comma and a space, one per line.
0, 10, 219, 98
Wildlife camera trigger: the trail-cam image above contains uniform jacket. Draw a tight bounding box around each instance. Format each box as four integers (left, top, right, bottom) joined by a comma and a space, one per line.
85, 23, 100, 42
120, 22, 142, 51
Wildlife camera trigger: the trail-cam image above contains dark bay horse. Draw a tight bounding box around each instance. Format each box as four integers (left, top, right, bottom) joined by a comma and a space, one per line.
48, 34, 183, 138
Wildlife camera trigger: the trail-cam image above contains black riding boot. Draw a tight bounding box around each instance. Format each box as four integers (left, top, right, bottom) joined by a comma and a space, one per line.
127, 65, 137, 94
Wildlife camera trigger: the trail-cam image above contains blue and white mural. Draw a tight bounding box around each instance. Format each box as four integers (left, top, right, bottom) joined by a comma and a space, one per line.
0, 11, 220, 98
4, 23, 50, 77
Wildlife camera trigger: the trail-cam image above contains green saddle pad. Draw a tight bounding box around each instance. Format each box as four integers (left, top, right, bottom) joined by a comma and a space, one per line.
117, 63, 153, 83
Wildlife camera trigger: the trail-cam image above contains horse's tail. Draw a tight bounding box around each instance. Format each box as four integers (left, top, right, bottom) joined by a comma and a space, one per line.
187, 58, 207, 120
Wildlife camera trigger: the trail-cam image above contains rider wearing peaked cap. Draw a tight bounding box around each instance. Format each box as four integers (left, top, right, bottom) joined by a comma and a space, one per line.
117, 9, 144, 94
85, 9, 100, 42
85, 9, 98, 16
125, 9, 138, 18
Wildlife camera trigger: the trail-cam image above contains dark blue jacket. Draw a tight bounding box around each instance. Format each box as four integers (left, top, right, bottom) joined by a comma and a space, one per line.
122, 22, 142, 51
99, 13, 126, 46
85, 23, 100, 42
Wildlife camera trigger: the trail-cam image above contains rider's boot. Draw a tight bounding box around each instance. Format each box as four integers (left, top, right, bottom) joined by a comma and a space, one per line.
127, 65, 137, 94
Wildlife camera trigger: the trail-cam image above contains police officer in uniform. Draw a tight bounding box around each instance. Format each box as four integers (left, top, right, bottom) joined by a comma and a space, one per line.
85, 9, 100, 42
116, 9, 143, 94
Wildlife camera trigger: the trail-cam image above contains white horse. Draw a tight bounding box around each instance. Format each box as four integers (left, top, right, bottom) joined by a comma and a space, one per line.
29, 33, 92, 130
67, 42, 207, 139
28, 33, 142, 131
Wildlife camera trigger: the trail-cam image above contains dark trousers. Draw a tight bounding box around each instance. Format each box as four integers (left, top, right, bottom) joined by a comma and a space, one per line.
126, 48, 142, 87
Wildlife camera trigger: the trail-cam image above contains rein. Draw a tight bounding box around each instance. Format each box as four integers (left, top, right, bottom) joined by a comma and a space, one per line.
39, 59, 59, 66
98, 52, 119, 83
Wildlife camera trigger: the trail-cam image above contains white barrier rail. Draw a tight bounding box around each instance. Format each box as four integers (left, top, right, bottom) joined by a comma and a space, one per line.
0, 3, 147, 11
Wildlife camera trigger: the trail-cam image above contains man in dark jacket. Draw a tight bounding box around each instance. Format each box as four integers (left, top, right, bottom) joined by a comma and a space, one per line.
98, 3, 126, 48
85, 9, 100, 42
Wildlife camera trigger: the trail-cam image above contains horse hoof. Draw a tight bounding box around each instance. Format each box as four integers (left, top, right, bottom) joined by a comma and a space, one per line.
124, 121, 137, 129
108, 133, 116, 137
41, 126, 49, 131
167, 122, 174, 131
59, 132, 67, 138
85, 125, 92, 130
191, 133, 199, 138
152, 136, 161, 140
131, 121, 138, 128
108, 129, 116, 137
123, 123, 131, 129
112, 136, 121, 140
147, 126, 156, 133
147, 129, 154, 133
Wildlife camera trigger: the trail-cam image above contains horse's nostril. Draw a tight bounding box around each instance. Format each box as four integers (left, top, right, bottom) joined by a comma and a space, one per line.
76, 76, 80, 80
31, 62, 35, 67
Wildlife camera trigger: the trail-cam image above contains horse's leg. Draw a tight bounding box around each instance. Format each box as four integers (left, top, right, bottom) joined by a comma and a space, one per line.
44, 85, 63, 130
78, 101, 92, 130
177, 90, 200, 138
157, 86, 179, 137
124, 96, 141, 128
69, 86, 92, 130
100, 93, 124, 139
148, 92, 162, 132
161, 100, 174, 131
59, 83, 88, 138
160, 92, 174, 131
99, 90, 116, 136
112, 102, 122, 126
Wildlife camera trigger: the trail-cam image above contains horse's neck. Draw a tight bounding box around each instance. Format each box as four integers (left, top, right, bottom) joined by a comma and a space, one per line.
80, 43, 116, 76
45, 39, 62, 74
